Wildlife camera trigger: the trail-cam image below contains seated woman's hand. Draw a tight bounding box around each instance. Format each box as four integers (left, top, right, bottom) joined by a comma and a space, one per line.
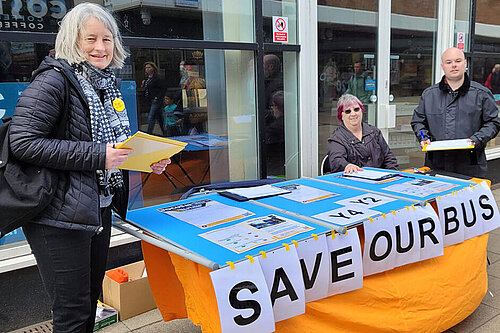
106, 143, 133, 169
150, 158, 171, 174
343, 163, 363, 175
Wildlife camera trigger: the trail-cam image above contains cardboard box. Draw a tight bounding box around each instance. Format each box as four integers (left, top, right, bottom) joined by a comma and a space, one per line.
94, 303, 118, 331
102, 260, 157, 320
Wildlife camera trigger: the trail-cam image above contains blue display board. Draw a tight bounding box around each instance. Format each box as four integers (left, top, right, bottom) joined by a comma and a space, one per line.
258, 178, 415, 227
126, 193, 331, 267
317, 167, 471, 202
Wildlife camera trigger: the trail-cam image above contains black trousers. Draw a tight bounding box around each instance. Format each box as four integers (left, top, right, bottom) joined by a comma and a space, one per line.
23, 207, 112, 333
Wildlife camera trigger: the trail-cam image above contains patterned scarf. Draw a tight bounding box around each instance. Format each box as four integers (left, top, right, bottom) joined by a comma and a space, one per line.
72, 62, 131, 202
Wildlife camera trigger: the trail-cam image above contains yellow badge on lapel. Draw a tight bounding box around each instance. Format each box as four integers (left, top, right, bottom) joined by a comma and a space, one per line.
112, 98, 125, 112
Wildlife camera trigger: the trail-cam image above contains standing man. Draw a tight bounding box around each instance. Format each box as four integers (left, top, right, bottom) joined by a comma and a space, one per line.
345, 61, 370, 104
411, 47, 500, 178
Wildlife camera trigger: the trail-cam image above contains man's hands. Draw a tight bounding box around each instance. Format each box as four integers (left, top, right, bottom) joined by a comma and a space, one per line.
343, 163, 363, 175
150, 159, 171, 175
420, 139, 431, 149
106, 143, 132, 169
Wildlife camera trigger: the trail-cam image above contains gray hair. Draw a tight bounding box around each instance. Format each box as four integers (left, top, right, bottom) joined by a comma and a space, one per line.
55, 2, 128, 68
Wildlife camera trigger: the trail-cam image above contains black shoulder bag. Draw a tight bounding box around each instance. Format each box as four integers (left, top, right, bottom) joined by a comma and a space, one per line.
0, 67, 69, 238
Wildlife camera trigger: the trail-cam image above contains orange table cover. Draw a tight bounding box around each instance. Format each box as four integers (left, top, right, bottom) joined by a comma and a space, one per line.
142, 232, 488, 332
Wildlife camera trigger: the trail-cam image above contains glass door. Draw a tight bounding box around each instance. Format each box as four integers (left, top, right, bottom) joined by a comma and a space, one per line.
384, 0, 438, 170
316, 1, 378, 170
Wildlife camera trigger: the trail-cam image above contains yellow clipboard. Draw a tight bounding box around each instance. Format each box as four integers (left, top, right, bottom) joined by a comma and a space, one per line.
116, 131, 187, 173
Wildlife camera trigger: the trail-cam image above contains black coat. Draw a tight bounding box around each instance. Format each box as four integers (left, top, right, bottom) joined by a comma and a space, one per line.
411, 74, 500, 178
327, 122, 398, 173
9, 57, 128, 232
144, 74, 165, 102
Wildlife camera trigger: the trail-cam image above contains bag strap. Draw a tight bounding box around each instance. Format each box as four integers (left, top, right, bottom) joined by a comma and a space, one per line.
51, 67, 69, 140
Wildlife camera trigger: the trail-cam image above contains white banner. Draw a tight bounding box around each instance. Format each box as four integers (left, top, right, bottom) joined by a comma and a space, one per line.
296, 234, 330, 302
326, 228, 363, 296
437, 191, 466, 247
413, 204, 443, 261
475, 181, 500, 234
210, 258, 275, 333
258, 246, 305, 322
363, 214, 396, 276
393, 208, 420, 267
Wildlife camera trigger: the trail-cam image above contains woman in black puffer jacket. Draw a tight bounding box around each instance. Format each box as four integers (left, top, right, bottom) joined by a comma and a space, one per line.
9, 3, 169, 332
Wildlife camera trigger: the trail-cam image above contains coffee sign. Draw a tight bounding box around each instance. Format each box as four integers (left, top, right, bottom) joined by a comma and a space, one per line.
0, 0, 69, 32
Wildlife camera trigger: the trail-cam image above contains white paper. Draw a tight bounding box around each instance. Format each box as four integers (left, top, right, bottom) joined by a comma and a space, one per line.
475, 181, 500, 234
199, 215, 313, 253
224, 185, 291, 199
343, 169, 399, 180
392, 208, 421, 267
277, 184, 339, 204
383, 179, 457, 197
326, 228, 363, 296
423, 138, 474, 151
335, 193, 396, 208
436, 192, 466, 247
363, 214, 396, 276
158, 199, 253, 228
413, 204, 444, 261
210, 259, 275, 333
258, 246, 305, 322
295, 234, 330, 302
313, 207, 379, 226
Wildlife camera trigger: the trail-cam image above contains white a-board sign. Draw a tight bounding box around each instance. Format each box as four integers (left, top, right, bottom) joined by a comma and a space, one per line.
363, 214, 397, 276
295, 234, 330, 302
258, 246, 305, 322
326, 228, 363, 296
210, 258, 275, 333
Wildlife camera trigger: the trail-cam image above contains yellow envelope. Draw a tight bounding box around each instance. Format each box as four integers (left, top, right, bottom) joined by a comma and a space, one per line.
116, 131, 187, 173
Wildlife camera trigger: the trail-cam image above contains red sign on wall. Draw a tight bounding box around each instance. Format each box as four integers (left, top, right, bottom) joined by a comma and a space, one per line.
272, 16, 288, 43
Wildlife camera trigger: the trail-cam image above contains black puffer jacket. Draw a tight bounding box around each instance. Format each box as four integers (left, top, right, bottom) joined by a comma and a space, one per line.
10, 57, 116, 232
327, 122, 399, 173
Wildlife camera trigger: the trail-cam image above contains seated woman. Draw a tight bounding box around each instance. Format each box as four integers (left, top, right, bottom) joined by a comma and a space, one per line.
327, 94, 398, 174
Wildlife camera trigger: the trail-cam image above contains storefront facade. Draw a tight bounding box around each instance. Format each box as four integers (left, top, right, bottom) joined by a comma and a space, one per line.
1, 1, 500, 325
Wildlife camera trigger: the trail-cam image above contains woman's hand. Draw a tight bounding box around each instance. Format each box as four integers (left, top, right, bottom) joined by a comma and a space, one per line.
150, 158, 171, 174
106, 143, 133, 169
343, 163, 362, 175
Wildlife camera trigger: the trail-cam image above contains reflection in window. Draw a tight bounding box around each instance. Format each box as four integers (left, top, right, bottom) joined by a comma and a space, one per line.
105, 0, 254, 42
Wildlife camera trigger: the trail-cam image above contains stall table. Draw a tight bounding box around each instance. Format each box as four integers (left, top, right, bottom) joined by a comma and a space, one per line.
122, 169, 489, 332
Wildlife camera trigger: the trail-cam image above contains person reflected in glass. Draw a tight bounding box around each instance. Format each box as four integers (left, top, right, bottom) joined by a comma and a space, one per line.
489, 64, 500, 94
9, 4, 170, 331
265, 90, 285, 175
327, 94, 398, 174
263, 54, 283, 124
345, 61, 371, 104
163, 91, 183, 137
142, 61, 165, 135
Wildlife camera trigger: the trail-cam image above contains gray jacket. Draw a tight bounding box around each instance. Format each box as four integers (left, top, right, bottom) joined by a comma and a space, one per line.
411, 73, 500, 177
327, 122, 398, 173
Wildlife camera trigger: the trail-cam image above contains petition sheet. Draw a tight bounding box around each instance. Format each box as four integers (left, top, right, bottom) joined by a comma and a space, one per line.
158, 199, 254, 228
199, 215, 314, 253
383, 179, 458, 197
277, 184, 339, 203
